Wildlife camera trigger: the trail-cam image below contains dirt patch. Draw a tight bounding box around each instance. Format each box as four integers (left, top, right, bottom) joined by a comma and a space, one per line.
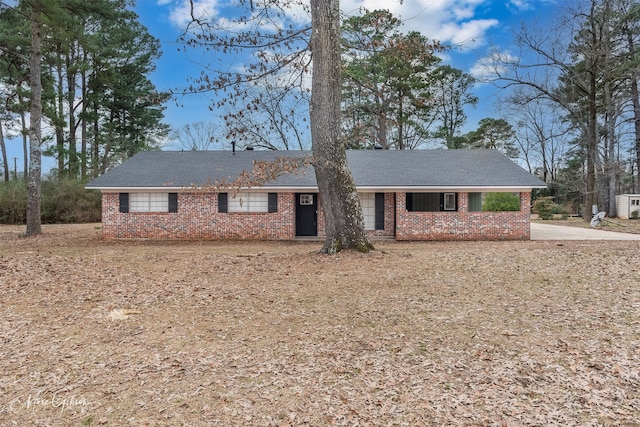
1, 224, 639, 425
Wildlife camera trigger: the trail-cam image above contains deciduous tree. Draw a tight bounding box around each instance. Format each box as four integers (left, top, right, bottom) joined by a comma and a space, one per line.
181, 0, 372, 252
171, 121, 221, 151
485, 0, 634, 220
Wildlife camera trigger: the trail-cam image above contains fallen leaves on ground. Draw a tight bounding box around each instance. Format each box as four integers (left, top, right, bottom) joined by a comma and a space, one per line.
0, 224, 639, 426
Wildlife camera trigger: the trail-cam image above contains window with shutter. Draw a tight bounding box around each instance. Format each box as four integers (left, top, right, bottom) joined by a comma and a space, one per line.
375, 193, 385, 230
168, 193, 178, 213
119, 193, 129, 213
268, 193, 278, 213
218, 193, 228, 213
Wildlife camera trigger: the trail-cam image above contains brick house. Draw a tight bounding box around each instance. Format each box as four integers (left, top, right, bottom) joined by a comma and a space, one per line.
86, 149, 546, 240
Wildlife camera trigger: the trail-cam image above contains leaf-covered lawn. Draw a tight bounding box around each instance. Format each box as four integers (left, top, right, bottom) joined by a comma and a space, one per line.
1, 224, 639, 426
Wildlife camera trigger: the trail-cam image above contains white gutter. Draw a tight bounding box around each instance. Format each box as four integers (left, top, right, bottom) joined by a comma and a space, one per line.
87, 185, 545, 192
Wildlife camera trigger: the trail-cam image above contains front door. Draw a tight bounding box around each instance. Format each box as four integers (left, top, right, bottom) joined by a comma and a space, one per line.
296, 193, 317, 236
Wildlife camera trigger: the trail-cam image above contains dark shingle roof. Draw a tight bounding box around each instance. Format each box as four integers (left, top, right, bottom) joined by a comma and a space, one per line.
86, 149, 546, 190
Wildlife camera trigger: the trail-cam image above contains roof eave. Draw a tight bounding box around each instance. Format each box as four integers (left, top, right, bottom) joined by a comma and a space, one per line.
87, 184, 546, 192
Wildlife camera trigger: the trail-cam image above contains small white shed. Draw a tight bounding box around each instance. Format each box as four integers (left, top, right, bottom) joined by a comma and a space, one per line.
615, 194, 640, 219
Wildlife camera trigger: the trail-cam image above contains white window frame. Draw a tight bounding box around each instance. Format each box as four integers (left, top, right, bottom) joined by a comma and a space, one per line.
358, 193, 375, 230
632, 199, 640, 206
129, 192, 169, 212
300, 194, 314, 205
444, 193, 456, 211
228, 192, 268, 213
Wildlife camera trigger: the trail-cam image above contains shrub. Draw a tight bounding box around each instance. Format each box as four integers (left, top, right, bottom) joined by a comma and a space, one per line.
41, 178, 101, 224
482, 192, 520, 211
631, 210, 639, 220
0, 180, 27, 224
0, 178, 101, 225
551, 204, 570, 219
532, 196, 555, 220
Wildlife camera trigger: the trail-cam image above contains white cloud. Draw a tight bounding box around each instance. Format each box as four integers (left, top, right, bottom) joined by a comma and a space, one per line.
469, 49, 517, 82
341, 0, 498, 50
434, 18, 498, 48
165, 0, 502, 51
166, 0, 309, 33
509, 0, 533, 11
168, 0, 219, 29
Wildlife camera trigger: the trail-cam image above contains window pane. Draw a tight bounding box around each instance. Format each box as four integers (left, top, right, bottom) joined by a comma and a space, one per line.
149, 193, 169, 212
129, 193, 149, 212
129, 193, 169, 212
300, 194, 313, 205
228, 192, 268, 212
407, 193, 440, 212
469, 193, 482, 212
444, 193, 456, 210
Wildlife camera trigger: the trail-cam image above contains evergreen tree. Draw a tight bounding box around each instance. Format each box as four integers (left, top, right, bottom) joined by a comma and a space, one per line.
341, 9, 444, 149
430, 65, 478, 149
465, 118, 519, 159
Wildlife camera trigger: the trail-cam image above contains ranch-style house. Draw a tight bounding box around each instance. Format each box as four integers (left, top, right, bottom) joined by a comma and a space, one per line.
86, 149, 547, 241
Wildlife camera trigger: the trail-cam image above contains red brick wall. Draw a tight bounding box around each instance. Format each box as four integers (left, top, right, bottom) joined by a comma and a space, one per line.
315, 192, 395, 238
395, 192, 531, 241
101, 192, 296, 239
101, 191, 531, 240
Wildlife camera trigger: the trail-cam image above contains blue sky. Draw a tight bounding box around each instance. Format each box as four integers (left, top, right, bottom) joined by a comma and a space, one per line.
137, 0, 560, 145
3, 0, 560, 174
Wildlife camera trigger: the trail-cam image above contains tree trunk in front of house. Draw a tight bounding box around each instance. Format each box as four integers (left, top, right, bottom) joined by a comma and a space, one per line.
26, 0, 43, 236
309, 0, 373, 254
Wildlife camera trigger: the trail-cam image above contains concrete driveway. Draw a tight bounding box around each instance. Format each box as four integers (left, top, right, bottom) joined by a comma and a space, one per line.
530, 222, 640, 240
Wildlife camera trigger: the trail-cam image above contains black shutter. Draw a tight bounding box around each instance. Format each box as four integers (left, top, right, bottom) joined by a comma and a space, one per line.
119, 193, 129, 213
375, 193, 385, 230
218, 193, 228, 213
268, 193, 278, 213
168, 193, 178, 213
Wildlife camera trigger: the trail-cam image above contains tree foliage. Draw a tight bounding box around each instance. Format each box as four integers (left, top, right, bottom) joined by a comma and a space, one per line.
341, 9, 445, 149
0, 0, 170, 181
465, 118, 519, 159
482, 192, 520, 212
487, 0, 640, 219
178, 0, 371, 252
431, 65, 478, 149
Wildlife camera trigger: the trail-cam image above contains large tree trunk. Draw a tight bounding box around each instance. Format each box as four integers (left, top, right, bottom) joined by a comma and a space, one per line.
583, 1, 598, 222
55, 59, 66, 176
584, 73, 597, 221
67, 49, 79, 178
81, 55, 88, 179
632, 78, 640, 192
309, 0, 373, 254
26, 0, 43, 236
627, 30, 640, 192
